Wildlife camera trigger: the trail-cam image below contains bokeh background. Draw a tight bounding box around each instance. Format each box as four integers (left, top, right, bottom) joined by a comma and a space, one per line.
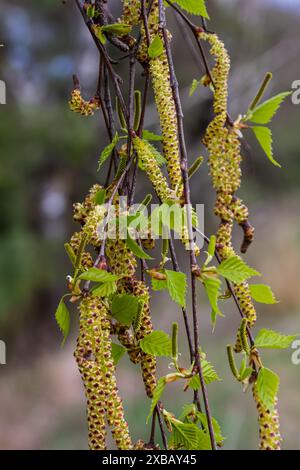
0, 0, 299, 450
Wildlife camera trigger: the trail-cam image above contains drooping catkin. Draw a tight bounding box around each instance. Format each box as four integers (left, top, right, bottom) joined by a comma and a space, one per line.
252, 380, 281, 450
75, 296, 133, 450
202, 32, 257, 332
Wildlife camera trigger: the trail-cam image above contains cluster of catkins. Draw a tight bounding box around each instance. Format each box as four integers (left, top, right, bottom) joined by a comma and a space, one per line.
69, 185, 157, 450
67, 0, 281, 451
200, 31, 281, 450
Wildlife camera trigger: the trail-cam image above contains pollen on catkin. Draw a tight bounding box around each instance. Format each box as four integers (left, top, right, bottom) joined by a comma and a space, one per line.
76, 296, 133, 450
133, 135, 177, 203
69, 89, 100, 117
253, 380, 281, 450
132, 279, 157, 398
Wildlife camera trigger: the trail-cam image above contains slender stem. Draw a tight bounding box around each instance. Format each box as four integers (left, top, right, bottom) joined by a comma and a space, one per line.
148, 407, 157, 446
156, 404, 168, 450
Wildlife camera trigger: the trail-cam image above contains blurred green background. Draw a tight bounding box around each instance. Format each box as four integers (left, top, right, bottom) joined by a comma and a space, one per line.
0, 0, 299, 450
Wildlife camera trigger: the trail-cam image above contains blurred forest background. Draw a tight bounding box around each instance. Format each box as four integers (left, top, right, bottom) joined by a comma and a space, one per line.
0, 0, 299, 450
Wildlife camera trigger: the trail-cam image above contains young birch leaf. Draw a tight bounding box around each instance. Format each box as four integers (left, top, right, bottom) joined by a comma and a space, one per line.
204, 235, 216, 266
165, 270, 187, 307
79, 268, 119, 283
189, 357, 221, 389
55, 298, 71, 345
93, 25, 106, 45
148, 34, 164, 59
142, 130, 163, 141
255, 328, 300, 349
151, 277, 168, 291
111, 294, 139, 326
86, 4, 95, 18
171, 421, 211, 450
91, 281, 117, 298
97, 132, 119, 171
256, 367, 279, 411
217, 255, 261, 283
126, 235, 153, 260
139, 330, 172, 357
101, 23, 132, 35
249, 91, 291, 124
111, 343, 126, 365
249, 284, 278, 304
146, 377, 166, 423
196, 412, 225, 445
203, 276, 223, 319
169, 0, 209, 19
251, 126, 281, 168
189, 79, 200, 96
93, 188, 106, 205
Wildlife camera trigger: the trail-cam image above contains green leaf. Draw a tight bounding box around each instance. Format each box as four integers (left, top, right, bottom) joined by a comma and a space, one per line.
148, 34, 164, 59
146, 377, 166, 423
239, 354, 253, 381
101, 23, 132, 35
126, 235, 153, 260
256, 367, 279, 411
93, 189, 106, 205
165, 270, 187, 308
78, 268, 119, 283
86, 4, 95, 18
189, 357, 221, 389
196, 412, 225, 445
249, 283, 278, 304
217, 255, 260, 283
111, 343, 126, 365
251, 126, 281, 168
248, 91, 291, 124
189, 79, 200, 96
151, 276, 168, 291
169, 0, 209, 18
171, 421, 211, 450
203, 276, 223, 319
142, 130, 163, 141
111, 293, 140, 326
91, 281, 117, 298
139, 330, 172, 357
97, 132, 119, 171
94, 26, 106, 45
55, 298, 70, 345
255, 328, 300, 349
207, 235, 216, 258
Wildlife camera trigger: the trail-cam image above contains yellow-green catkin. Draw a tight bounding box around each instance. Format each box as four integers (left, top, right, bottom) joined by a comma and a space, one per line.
132, 279, 157, 398
120, 0, 141, 26
106, 234, 157, 399
253, 381, 281, 450
133, 135, 177, 203
129, 0, 183, 196
201, 32, 257, 334
201, 32, 254, 251
149, 53, 182, 195
69, 89, 100, 117
74, 297, 107, 450
75, 296, 133, 450
97, 311, 133, 450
